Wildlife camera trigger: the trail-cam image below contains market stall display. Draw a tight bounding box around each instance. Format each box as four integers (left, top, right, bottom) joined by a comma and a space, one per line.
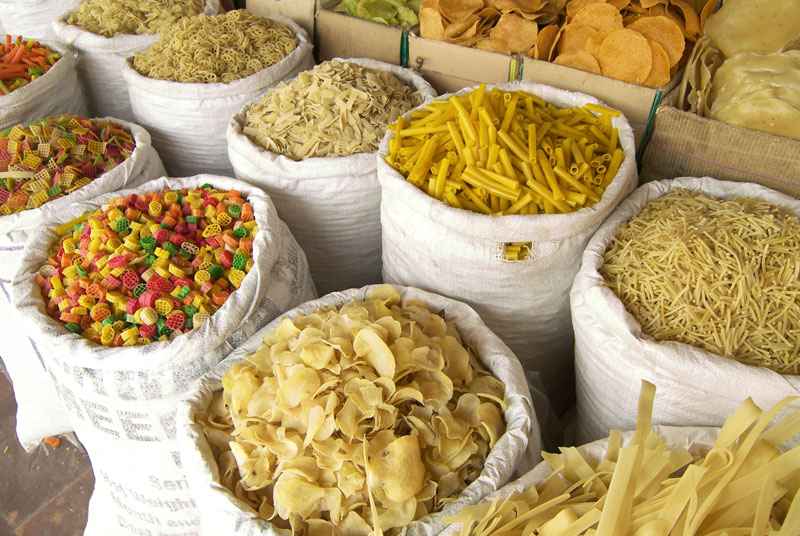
122, 10, 313, 177
419, 0, 712, 87
11, 175, 315, 536
228, 58, 434, 295
52, 0, 220, 123
0, 37, 87, 129
178, 284, 538, 536
378, 81, 637, 422
441, 381, 800, 536
0, 115, 164, 450
573, 177, 800, 444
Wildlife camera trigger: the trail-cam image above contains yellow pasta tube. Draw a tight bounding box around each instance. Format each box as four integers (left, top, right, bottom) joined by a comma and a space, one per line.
487, 144, 500, 169
583, 102, 622, 117
536, 149, 565, 201
450, 95, 477, 142
469, 83, 486, 121
589, 125, 611, 147
499, 148, 518, 181
462, 166, 519, 201
500, 94, 519, 132
553, 166, 601, 203
461, 184, 493, 214
447, 121, 465, 158
407, 138, 437, 186
528, 123, 538, 165
497, 130, 528, 163
506, 191, 534, 214
607, 127, 619, 154
555, 147, 567, 173
601, 148, 623, 188
397, 125, 450, 137
526, 179, 571, 213
434, 158, 450, 200
444, 190, 463, 209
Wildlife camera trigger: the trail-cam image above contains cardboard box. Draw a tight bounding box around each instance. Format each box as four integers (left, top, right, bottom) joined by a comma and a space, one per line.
406, 33, 516, 95
520, 56, 679, 153
315, 2, 405, 64
245, 0, 316, 40
640, 91, 800, 198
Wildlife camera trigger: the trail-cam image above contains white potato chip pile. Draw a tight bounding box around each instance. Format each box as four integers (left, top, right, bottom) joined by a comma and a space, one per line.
196, 285, 508, 535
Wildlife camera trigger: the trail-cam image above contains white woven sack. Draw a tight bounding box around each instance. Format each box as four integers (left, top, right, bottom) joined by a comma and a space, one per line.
51, 0, 221, 123
177, 284, 539, 536
439, 426, 719, 536
0, 0, 81, 41
228, 57, 436, 296
11, 174, 316, 536
0, 40, 87, 129
121, 15, 313, 178
0, 118, 164, 451
572, 177, 800, 444
377, 82, 638, 418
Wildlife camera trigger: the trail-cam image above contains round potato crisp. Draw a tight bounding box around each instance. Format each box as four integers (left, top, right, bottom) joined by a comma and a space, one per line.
584, 28, 614, 58
565, 0, 604, 18
598, 28, 652, 83
554, 49, 602, 74
438, 0, 483, 22
642, 40, 671, 87
557, 22, 598, 55
572, 3, 624, 31
531, 23, 560, 59
626, 15, 685, 66
490, 12, 539, 53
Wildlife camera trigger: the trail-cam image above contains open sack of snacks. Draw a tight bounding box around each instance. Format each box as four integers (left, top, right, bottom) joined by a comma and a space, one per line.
178, 284, 539, 536
227, 57, 436, 296
121, 10, 314, 177
0, 36, 87, 128
52, 0, 222, 123
572, 176, 800, 444
377, 81, 637, 425
439, 381, 800, 536
0, 114, 164, 450
11, 175, 315, 535
0, 0, 81, 41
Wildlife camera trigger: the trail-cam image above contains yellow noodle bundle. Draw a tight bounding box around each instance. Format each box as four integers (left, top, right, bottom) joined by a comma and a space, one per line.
243, 60, 424, 160
66, 0, 204, 37
601, 189, 800, 374
447, 381, 800, 536
132, 10, 298, 83
196, 286, 507, 535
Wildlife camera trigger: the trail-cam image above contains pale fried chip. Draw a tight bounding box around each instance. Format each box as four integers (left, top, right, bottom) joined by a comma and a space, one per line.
668, 0, 701, 37
444, 14, 480, 39
530, 22, 560, 59
698, 0, 716, 33
642, 39, 671, 87
597, 27, 652, 83
554, 49, 602, 73
572, 2, 624, 30
367, 435, 426, 503
490, 12, 539, 54
420, 1, 447, 40
565, 0, 604, 19
438, 0, 483, 22
583, 28, 614, 57
475, 37, 513, 54
557, 22, 598, 55
626, 15, 685, 66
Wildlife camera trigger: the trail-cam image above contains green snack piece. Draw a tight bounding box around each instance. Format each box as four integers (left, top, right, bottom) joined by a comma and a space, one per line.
184, 304, 198, 317
232, 227, 249, 238
102, 315, 116, 326
232, 253, 246, 270
115, 216, 130, 233
227, 204, 242, 218
76, 266, 87, 277
140, 236, 156, 251
207, 264, 224, 279
163, 243, 178, 256
177, 285, 191, 299
133, 283, 147, 297
65, 322, 82, 333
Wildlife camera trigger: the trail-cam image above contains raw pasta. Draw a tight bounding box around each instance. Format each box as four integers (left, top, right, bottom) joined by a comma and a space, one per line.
600, 189, 800, 374
66, 0, 204, 37
446, 381, 800, 536
196, 286, 507, 535
132, 10, 298, 83
242, 60, 424, 160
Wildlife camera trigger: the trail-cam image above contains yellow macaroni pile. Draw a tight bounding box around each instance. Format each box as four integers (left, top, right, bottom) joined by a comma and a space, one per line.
66, 0, 204, 37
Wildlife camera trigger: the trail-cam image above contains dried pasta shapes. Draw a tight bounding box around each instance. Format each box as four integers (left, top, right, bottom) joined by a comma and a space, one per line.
132, 10, 298, 83
446, 380, 800, 536
242, 61, 424, 160
66, 0, 205, 37
600, 189, 800, 374
195, 285, 507, 535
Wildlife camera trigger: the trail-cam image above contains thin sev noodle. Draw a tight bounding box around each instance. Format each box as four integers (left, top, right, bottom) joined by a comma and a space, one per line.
600, 189, 800, 374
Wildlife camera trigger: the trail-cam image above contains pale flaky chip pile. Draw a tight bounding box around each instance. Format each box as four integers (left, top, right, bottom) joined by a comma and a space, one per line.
196, 286, 507, 535
703, 0, 800, 59
445, 381, 800, 535
419, 0, 713, 87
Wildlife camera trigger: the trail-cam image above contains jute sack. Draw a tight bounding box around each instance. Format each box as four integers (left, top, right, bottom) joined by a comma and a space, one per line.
377, 82, 638, 418
572, 177, 800, 444
0, 40, 87, 129
121, 15, 313, 178
12, 174, 315, 536
51, 0, 221, 123
227, 57, 436, 296
0, 0, 80, 41
0, 118, 164, 450
438, 426, 719, 536
177, 284, 539, 536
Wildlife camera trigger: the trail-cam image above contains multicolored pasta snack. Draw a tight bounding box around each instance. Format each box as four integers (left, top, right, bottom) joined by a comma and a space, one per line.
196, 285, 508, 535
